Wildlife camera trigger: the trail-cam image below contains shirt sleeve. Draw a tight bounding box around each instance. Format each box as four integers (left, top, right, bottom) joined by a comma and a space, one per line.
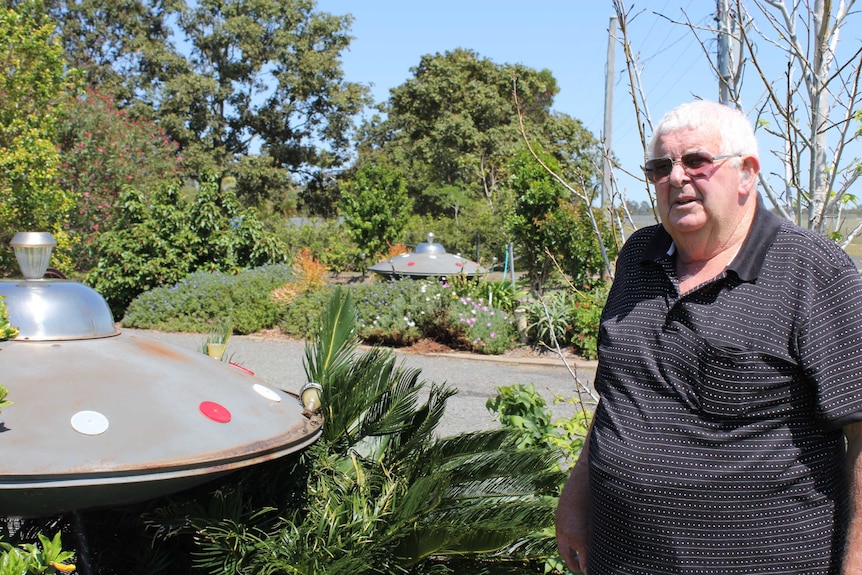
801, 263, 862, 428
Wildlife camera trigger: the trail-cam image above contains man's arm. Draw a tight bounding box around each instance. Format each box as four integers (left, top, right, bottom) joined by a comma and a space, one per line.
843, 421, 862, 574
556, 418, 594, 574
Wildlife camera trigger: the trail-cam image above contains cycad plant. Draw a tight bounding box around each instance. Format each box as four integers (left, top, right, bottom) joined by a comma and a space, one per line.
169, 287, 566, 574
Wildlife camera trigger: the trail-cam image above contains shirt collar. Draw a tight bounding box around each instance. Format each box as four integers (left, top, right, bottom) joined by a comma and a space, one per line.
640, 195, 782, 282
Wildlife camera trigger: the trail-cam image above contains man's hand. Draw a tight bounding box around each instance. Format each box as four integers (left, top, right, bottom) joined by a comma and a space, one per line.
556, 432, 592, 573
843, 421, 862, 574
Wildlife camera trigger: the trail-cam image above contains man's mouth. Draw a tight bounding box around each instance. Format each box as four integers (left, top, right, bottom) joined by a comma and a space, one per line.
674, 197, 699, 206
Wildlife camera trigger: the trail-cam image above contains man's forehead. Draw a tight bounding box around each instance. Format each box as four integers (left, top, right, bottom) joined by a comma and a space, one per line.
654, 126, 721, 153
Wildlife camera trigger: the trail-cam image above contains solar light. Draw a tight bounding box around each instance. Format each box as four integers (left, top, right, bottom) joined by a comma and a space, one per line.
300, 382, 323, 413
10, 232, 56, 280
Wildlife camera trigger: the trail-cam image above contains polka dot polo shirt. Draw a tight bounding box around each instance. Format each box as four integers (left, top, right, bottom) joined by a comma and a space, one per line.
587, 201, 862, 575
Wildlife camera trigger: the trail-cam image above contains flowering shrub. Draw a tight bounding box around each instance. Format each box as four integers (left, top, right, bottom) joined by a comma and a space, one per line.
352, 278, 451, 346
55, 88, 183, 270
128, 270, 521, 355
350, 278, 518, 354
445, 295, 517, 355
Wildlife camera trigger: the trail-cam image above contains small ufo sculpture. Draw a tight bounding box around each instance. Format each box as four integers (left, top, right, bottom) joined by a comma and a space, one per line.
0, 232, 323, 518
367, 233, 485, 279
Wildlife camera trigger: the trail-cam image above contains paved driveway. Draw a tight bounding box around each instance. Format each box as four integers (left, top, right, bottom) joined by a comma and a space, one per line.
128, 329, 597, 437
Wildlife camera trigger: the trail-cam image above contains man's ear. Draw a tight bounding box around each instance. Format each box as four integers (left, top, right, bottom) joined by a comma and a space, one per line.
740, 156, 760, 189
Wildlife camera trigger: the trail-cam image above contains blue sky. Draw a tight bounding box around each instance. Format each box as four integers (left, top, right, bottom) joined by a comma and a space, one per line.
315, 1, 725, 203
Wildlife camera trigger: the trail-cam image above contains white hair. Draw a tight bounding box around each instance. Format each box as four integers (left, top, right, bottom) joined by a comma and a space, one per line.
648, 100, 759, 160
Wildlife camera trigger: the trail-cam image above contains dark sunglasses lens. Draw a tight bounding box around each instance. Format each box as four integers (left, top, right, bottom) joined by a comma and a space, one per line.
645, 158, 673, 182
681, 153, 713, 173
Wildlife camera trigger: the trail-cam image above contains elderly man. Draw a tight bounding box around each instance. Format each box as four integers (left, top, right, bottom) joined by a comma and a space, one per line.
556, 100, 862, 574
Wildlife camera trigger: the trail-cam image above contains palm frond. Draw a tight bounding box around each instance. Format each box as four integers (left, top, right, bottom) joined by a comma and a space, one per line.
304, 286, 358, 390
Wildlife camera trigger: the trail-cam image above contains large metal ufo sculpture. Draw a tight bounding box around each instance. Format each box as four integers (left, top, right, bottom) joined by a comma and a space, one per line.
367, 233, 485, 279
0, 232, 322, 518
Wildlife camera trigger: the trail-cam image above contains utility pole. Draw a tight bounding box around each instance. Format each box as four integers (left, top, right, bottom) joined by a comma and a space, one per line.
601, 15, 617, 208
716, 0, 736, 104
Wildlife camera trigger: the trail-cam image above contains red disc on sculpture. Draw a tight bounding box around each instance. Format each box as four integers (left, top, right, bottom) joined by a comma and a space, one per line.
199, 401, 231, 423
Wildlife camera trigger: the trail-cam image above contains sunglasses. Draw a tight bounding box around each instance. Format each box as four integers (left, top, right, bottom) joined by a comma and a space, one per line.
642, 152, 741, 184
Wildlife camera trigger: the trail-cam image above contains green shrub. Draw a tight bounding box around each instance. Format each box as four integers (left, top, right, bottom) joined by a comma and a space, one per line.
525, 283, 608, 360
277, 219, 356, 273
88, 176, 287, 319
0, 532, 75, 575
525, 290, 573, 350
123, 264, 294, 333
486, 384, 553, 449
447, 274, 522, 312
569, 284, 609, 360
277, 286, 334, 338
487, 383, 592, 575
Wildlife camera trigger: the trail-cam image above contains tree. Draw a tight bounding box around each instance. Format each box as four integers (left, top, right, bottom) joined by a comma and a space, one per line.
48, 0, 371, 205
339, 161, 413, 262
0, 0, 75, 275
55, 87, 183, 271
357, 48, 602, 261
362, 49, 600, 211
44, 0, 182, 111
506, 146, 615, 297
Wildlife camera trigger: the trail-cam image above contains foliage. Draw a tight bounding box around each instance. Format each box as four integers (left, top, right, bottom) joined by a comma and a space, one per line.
86, 183, 196, 318
569, 285, 609, 360
352, 278, 451, 346
205, 317, 232, 345
339, 161, 414, 262
525, 291, 574, 353
506, 145, 613, 297
0, 532, 75, 575
447, 274, 521, 313
0, 0, 75, 276
276, 218, 357, 274
55, 87, 182, 271
0, 296, 19, 341
270, 247, 330, 306
88, 176, 287, 318
445, 294, 519, 355
278, 285, 335, 338
487, 384, 592, 573
164, 287, 564, 573
49, 0, 371, 203
487, 384, 590, 467
487, 384, 554, 450
122, 264, 294, 334
357, 48, 600, 265
524, 284, 608, 360
352, 277, 520, 354
0, 385, 11, 412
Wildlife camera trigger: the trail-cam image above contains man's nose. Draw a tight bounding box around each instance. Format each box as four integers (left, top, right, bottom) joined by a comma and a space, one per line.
667, 162, 689, 187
